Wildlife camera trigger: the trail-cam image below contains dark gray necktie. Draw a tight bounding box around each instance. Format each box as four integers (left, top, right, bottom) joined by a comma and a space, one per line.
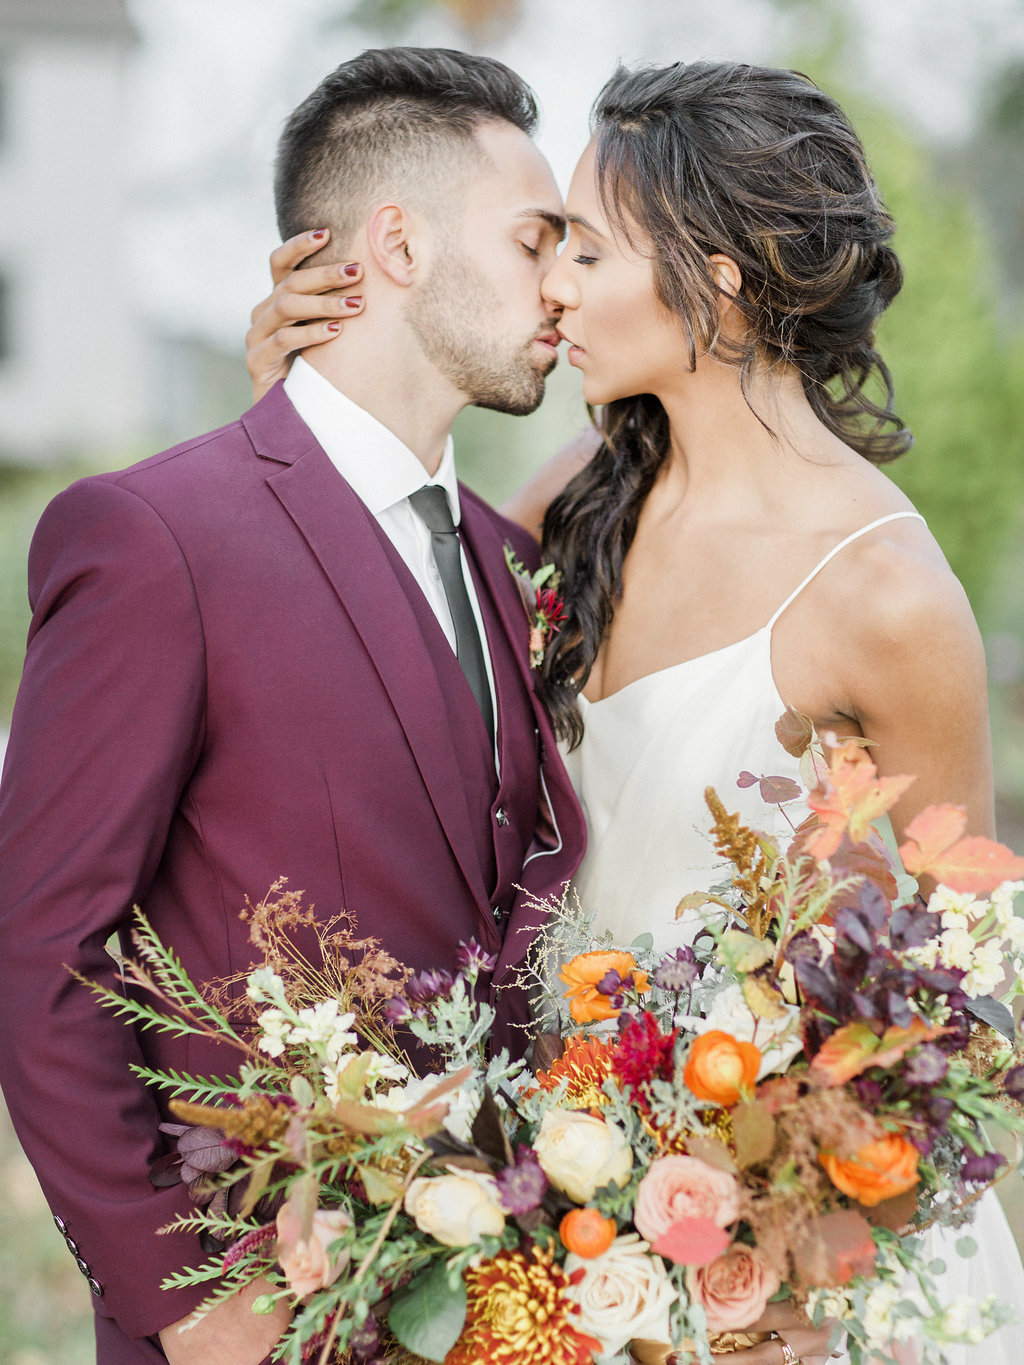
408, 485, 495, 745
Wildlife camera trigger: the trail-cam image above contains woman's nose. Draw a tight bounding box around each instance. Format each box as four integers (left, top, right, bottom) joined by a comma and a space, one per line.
541, 251, 577, 312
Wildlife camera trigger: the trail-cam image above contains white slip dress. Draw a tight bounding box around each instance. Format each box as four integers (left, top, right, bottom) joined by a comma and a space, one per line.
560, 512, 1023, 1363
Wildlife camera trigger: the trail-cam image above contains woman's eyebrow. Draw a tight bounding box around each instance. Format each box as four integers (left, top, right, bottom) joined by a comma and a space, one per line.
567, 213, 607, 238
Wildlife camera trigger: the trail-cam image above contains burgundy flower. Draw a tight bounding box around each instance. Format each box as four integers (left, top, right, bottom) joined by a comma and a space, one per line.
405, 969, 455, 1005
1003, 1064, 1024, 1104
962, 1151, 1006, 1184
653, 947, 699, 992
384, 996, 411, 1025
612, 1011, 678, 1103
903, 1045, 950, 1087
495, 1146, 548, 1216
457, 939, 498, 976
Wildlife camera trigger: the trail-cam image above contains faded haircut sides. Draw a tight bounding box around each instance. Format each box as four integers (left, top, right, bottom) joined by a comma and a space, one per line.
275, 46, 539, 259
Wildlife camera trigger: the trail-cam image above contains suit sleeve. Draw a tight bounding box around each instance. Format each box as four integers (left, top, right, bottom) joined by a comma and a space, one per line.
0, 477, 215, 1339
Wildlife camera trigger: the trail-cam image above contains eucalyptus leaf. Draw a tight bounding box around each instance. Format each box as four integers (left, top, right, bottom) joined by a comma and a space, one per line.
956, 1235, 979, 1259
389, 1259, 467, 1363
290, 1074, 316, 1108
630, 931, 654, 952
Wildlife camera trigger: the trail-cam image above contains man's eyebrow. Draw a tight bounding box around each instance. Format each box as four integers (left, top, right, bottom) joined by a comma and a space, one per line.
518, 209, 567, 236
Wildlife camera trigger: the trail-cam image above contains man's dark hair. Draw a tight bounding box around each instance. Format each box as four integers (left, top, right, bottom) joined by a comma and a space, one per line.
275, 47, 539, 255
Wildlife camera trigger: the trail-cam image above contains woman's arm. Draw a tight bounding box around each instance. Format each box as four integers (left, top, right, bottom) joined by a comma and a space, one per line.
499, 425, 604, 537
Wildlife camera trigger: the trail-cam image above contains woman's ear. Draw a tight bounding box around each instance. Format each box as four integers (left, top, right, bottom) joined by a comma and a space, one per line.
708, 252, 743, 307
365, 203, 423, 286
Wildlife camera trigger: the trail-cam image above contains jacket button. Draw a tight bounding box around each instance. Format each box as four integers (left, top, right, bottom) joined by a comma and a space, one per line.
492, 905, 502, 922
495, 806, 509, 827
65, 1235, 79, 1254
87, 1276, 104, 1297
75, 1256, 90, 1275
53, 1215, 69, 1235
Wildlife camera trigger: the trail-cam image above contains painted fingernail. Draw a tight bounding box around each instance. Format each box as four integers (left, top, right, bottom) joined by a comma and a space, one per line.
326, 321, 341, 332
344, 296, 363, 309
343, 263, 360, 278
310, 229, 328, 241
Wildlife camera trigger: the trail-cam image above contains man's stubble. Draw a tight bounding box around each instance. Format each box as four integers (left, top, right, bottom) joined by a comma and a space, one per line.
408, 240, 555, 417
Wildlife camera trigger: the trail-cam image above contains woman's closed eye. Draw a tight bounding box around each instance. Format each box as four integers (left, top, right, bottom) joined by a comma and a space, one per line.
573, 254, 598, 266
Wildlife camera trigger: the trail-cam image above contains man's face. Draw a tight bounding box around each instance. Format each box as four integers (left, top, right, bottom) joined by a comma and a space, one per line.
408, 121, 566, 416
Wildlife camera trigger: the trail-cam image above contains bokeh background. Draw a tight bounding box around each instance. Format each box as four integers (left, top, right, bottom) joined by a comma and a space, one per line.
2, 0, 1024, 1357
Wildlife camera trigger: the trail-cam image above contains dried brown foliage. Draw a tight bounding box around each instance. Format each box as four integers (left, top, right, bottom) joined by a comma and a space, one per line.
704, 788, 775, 936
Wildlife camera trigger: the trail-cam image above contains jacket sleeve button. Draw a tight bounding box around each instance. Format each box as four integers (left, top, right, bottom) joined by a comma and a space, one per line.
87, 1276, 104, 1297
53, 1215, 69, 1235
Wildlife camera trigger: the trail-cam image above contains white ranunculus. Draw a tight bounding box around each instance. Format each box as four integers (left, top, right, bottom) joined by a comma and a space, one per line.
377, 1073, 479, 1143
404, 1168, 505, 1247
534, 1110, 633, 1204
682, 983, 802, 1079
565, 1234, 677, 1357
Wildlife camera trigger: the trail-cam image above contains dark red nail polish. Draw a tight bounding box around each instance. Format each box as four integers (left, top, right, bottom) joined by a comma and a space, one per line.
310, 229, 327, 241
326, 321, 341, 332
343, 263, 360, 277
344, 296, 363, 309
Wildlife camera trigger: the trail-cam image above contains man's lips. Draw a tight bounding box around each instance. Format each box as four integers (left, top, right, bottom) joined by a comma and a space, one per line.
533, 330, 561, 351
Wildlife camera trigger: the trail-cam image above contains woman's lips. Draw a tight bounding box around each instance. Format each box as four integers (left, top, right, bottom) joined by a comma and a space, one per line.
557, 329, 584, 364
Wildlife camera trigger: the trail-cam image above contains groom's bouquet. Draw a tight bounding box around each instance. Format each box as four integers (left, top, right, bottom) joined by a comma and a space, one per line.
84, 718, 1024, 1365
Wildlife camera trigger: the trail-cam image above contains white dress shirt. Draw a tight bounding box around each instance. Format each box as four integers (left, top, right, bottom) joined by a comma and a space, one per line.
283, 357, 499, 763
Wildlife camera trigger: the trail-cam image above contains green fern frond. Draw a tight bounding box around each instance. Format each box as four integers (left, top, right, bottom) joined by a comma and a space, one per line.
128, 1066, 246, 1102
128, 909, 243, 1040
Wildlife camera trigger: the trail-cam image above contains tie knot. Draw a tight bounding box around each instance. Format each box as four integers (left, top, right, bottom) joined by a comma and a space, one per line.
409, 485, 456, 535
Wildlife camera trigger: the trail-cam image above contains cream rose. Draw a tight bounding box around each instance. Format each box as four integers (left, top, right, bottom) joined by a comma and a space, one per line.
404, 1168, 505, 1247
565, 1233, 677, 1356
634, 1155, 739, 1245
533, 1109, 633, 1204
275, 1202, 352, 1298
685, 983, 802, 1079
687, 1243, 781, 1330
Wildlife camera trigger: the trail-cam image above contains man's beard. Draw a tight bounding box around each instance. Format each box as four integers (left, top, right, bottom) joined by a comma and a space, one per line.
408, 246, 556, 417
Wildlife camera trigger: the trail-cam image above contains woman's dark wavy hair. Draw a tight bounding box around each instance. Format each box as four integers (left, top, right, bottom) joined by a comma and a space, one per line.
540, 61, 912, 747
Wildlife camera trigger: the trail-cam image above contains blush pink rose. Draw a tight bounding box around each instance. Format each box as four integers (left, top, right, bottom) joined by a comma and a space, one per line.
275, 1201, 352, 1298
687, 1243, 782, 1330
634, 1155, 739, 1244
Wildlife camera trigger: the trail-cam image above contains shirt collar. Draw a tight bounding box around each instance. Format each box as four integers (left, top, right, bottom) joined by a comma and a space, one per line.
283, 356, 461, 524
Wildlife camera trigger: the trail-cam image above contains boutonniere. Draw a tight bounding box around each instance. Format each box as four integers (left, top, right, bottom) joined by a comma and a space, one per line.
504, 545, 567, 669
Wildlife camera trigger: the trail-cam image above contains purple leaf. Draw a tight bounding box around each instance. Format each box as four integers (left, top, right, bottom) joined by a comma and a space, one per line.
759, 775, 802, 804
737, 771, 759, 789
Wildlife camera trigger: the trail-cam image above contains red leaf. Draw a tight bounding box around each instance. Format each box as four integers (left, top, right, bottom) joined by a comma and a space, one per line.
805, 743, 915, 860
651, 1217, 732, 1266
737, 771, 759, 789
793, 1209, 877, 1287
775, 706, 815, 759
898, 804, 968, 866
809, 1018, 946, 1087
759, 775, 802, 805
900, 831, 1024, 895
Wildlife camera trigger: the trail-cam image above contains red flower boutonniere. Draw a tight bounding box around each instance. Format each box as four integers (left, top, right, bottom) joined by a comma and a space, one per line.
504, 545, 566, 669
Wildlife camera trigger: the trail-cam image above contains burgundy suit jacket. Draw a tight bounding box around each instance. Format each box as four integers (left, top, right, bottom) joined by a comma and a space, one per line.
0, 384, 585, 1361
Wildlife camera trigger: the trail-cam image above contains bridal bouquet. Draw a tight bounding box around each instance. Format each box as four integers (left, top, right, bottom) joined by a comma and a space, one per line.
84, 721, 1024, 1365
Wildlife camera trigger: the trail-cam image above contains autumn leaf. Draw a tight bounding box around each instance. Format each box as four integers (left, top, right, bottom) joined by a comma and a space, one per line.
685, 1134, 738, 1175
742, 971, 788, 1021
793, 1209, 877, 1287
731, 1101, 776, 1169
775, 706, 815, 758
651, 1217, 732, 1266
898, 806, 1024, 893
719, 930, 774, 973
676, 891, 734, 918
809, 1018, 947, 1087
357, 1162, 406, 1205
805, 742, 915, 859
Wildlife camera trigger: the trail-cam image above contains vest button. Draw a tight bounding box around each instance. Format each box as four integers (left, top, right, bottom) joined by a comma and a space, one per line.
495, 806, 509, 827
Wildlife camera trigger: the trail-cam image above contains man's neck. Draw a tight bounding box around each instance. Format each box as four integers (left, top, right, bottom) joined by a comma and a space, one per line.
303, 329, 464, 477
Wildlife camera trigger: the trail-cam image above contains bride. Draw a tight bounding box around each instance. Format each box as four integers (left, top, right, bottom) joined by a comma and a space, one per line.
244, 58, 1019, 1365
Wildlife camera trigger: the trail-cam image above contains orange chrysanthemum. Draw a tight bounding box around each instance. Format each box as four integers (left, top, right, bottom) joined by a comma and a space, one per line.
535, 1034, 616, 1109
558, 951, 650, 1024
445, 1243, 602, 1365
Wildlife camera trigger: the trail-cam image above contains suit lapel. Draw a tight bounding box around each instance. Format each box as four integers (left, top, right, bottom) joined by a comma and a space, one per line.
241, 387, 492, 918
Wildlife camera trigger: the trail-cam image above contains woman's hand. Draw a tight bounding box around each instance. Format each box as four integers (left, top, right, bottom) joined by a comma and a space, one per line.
717, 1301, 840, 1363
245, 229, 364, 402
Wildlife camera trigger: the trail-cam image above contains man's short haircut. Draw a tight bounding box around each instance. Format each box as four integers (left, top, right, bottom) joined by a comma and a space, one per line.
275, 46, 539, 255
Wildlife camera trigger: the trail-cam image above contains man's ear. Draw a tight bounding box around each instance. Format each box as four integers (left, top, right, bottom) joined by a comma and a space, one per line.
365, 203, 425, 286
708, 252, 743, 308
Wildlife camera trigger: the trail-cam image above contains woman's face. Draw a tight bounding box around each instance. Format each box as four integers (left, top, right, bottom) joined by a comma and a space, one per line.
542, 139, 689, 405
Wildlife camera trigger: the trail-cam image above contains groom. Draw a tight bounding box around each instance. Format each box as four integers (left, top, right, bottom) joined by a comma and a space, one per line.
0, 48, 583, 1365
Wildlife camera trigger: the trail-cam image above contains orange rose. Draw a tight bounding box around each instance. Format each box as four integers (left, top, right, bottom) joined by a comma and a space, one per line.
558, 951, 650, 1025
819, 1131, 920, 1207
683, 1031, 761, 1106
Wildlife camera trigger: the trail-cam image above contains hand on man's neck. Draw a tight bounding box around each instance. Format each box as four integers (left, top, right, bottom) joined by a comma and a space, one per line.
303, 307, 465, 478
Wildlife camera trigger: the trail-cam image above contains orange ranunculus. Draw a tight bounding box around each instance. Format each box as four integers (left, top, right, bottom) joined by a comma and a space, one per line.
683, 1030, 761, 1106
558, 951, 650, 1025
819, 1131, 920, 1208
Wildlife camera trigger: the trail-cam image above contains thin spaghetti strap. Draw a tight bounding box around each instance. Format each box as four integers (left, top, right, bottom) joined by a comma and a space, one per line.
766, 511, 927, 630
